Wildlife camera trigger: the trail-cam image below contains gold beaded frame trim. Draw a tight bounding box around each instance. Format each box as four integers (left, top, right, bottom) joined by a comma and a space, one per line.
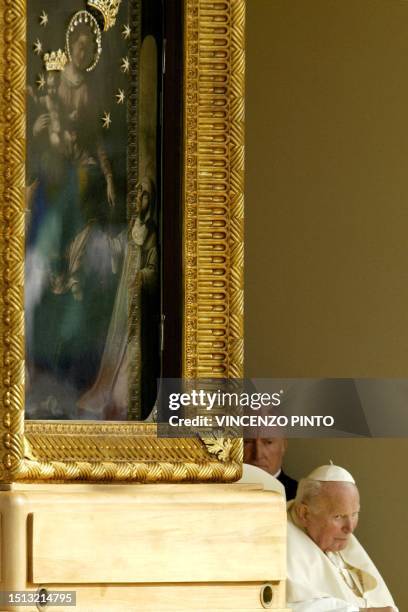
0, 0, 244, 483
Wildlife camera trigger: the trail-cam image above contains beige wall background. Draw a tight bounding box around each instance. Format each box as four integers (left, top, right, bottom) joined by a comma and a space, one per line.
246, 1, 407, 609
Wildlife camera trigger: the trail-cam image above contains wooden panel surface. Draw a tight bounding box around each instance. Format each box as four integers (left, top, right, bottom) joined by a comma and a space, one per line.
26, 582, 289, 611
30, 492, 286, 584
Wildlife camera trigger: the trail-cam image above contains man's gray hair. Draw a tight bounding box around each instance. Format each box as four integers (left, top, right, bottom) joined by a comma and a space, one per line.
294, 478, 358, 514
294, 478, 324, 509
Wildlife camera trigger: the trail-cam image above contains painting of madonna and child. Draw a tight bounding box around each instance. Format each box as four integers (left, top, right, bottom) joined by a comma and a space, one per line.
25, 0, 163, 421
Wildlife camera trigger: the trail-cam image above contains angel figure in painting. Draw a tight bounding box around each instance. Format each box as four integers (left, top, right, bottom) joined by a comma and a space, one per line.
77, 176, 159, 421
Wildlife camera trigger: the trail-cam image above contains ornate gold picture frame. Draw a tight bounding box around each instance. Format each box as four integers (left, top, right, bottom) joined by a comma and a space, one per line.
0, 0, 244, 483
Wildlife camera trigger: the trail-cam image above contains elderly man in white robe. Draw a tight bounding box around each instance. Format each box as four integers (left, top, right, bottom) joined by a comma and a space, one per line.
287, 464, 398, 612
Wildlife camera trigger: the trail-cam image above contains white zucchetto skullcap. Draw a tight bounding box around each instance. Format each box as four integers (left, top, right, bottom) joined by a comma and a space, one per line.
306, 462, 355, 484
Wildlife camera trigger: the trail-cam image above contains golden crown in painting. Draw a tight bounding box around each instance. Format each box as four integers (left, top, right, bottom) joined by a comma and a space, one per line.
87, 0, 121, 31
43, 49, 68, 72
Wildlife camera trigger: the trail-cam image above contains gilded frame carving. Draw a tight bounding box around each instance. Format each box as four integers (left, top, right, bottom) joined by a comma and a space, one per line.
0, 0, 244, 482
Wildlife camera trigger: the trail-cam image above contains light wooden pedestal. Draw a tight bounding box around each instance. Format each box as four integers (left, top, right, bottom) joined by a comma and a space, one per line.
0, 483, 290, 611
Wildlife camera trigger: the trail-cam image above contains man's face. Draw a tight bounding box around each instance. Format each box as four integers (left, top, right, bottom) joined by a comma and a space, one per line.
299, 482, 360, 553
243, 438, 287, 476
136, 181, 150, 215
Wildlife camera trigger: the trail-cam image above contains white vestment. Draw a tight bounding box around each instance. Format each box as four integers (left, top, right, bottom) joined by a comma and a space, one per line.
238, 463, 285, 496
287, 501, 398, 612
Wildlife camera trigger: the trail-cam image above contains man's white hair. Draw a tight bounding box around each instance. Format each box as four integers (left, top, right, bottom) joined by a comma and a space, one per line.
294, 478, 324, 508
294, 478, 358, 514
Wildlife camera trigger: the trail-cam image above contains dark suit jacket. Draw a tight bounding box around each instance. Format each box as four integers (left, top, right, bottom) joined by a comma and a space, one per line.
278, 470, 298, 501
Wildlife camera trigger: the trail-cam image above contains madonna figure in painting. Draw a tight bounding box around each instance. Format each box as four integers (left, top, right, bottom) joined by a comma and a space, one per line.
25, 1, 162, 421
25, 10, 120, 418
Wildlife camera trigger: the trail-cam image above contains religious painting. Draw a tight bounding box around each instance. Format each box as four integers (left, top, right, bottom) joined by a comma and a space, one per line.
25, 0, 163, 421
0, 0, 244, 483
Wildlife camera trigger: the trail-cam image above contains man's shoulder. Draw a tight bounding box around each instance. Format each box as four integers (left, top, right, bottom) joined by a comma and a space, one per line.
279, 470, 298, 486
278, 470, 298, 500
